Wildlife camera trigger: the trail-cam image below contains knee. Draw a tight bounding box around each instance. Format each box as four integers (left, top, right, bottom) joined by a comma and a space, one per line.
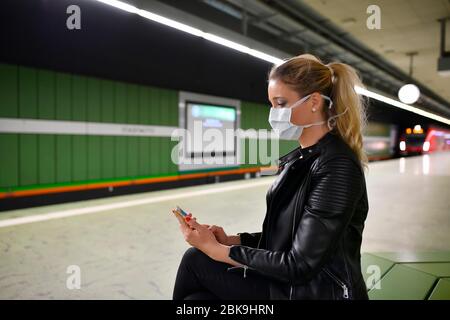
180, 247, 206, 267
182, 247, 203, 261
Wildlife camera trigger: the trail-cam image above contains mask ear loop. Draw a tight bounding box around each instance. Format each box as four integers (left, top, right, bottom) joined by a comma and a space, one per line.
320, 95, 333, 110
327, 107, 348, 130
291, 94, 312, 109
320, 95, 337, 130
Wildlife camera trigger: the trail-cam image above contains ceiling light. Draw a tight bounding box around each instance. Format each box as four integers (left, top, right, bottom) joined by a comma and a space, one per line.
398, 84, 420, 104
355, 86, 449, 125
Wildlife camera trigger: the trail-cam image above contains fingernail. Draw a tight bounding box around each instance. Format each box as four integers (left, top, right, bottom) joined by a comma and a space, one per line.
185, 216, 191, 222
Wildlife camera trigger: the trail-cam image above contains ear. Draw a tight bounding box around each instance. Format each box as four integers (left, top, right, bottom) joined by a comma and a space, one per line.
309, 92, 323, 110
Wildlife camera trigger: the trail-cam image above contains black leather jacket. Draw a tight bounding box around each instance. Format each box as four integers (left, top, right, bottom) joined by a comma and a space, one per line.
228, 130, 369, 300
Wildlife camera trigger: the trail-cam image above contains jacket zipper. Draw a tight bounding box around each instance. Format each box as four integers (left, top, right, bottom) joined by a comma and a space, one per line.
323, 268, 349, 299
227, 265, 249, 278
341, 239, 353, 298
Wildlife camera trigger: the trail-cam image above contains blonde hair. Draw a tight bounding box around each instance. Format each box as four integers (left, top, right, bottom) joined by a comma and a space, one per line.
269, 53, 369, 172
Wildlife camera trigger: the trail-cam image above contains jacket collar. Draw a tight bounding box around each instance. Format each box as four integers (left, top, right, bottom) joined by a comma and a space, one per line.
277, 130, 336, 166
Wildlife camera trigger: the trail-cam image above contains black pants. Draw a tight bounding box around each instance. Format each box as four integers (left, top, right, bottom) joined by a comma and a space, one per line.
173, 247, 271, 300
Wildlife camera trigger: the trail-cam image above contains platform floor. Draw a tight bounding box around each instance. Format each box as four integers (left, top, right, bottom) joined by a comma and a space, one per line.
0, 152, 449, 299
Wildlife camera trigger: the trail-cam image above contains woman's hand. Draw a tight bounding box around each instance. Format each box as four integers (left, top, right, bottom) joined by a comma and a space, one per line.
171, 209, 242, 266
172, 209, 219, 257
208, 225, 230, 245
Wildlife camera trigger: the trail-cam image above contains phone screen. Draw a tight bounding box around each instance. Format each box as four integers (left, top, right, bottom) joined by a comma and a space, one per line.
176, 206, 188, 217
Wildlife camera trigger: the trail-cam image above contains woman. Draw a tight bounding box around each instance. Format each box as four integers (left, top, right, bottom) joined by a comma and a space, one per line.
172, 53, 369, 300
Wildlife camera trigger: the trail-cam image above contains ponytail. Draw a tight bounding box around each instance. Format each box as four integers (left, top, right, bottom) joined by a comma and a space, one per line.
328, 62, 369, 171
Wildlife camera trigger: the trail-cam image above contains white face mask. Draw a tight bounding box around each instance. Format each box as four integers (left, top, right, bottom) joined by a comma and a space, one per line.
268, 93, 348, 140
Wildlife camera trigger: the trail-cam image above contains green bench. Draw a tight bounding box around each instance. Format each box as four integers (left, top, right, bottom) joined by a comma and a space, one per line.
361, 252, 450, 300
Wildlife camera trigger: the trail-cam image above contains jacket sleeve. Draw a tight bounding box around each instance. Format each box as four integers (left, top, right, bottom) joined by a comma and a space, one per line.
237, 232, 262, 248
228, 156, 364, 285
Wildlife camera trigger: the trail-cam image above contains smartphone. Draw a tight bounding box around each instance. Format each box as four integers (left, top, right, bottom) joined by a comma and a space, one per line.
174, 205, 189, 218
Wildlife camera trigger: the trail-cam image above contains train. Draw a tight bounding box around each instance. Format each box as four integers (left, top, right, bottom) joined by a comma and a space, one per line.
398, 125, 450, 156
364, 123, 450, 160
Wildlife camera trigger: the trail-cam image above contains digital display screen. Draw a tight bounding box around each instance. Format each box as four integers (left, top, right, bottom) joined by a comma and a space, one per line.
185, 102, 237, 158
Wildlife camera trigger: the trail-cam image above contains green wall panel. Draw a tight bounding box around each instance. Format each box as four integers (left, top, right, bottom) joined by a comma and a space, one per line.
160, 89, 169, 126
161, 138, 172, 174
127, 137, 139, 177
72, 75, 87, 121
0, 134, 19, 189
38, 135, 55, 184
56, 135, 72, 183
138, 86, 150, 125
101, 136, 115, 179
168, 90, 178, 126
149, 88, 161, 124
114, 82, 127, 123
72, 135, 87, 182
87, 78, 101, 122
19, 66, 37, 118
38, 70, 55, 120
149, 137, 159, 176
241, 101, 270, 131
279, 140, 299, 155
0, 64, 18, 118
1, 63, 180, 127
138, 137, 150, 176
56, 73, 71, 120
240, 138, 254, 168
19, 134, 38, 186
127, 84, 139, 124
101, 80, 114, 123
115, 136, 127, 178
87, 136, 101, 180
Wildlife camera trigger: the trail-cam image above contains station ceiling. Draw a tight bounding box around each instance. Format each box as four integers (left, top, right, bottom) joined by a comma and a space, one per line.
302, 0, 450, 105
159, 0, 450, 121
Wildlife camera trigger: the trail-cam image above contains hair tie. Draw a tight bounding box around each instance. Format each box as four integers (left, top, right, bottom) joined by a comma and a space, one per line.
326, 64, 336, 84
